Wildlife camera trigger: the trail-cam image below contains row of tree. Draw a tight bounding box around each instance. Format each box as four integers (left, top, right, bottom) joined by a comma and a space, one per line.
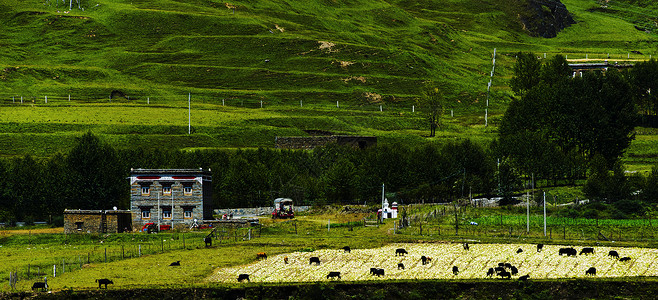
500, 54, 658, 206
0, 132, 498, 224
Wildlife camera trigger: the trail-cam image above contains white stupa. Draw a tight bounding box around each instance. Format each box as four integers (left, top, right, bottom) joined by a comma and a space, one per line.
378, 198, 398, 219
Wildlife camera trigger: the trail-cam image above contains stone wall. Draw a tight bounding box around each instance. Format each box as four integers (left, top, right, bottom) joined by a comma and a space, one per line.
275, 136, 337, 149
215, 206, 311, 217
275, 136, 376, 149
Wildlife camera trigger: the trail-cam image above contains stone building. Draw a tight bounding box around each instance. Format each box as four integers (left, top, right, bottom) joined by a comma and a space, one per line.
63, 209, 132, 234
129, 168, 213, 230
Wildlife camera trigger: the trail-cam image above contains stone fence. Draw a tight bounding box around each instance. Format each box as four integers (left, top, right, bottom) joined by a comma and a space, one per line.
215, 206, 311, 217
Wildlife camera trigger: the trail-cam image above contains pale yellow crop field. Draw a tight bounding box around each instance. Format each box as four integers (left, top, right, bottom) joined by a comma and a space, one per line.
208, 243, 658, 283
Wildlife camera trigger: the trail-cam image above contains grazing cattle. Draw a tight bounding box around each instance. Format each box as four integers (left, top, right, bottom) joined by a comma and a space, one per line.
256, 252, 267, 259
237, 274, 250, 282
309, 257, 321, 265
326, 271, 341, 279
609, 250, 620, 259
559, 248, 577, 256
204, 236, 212, 247
398, 263, 405, 270
619, 257, 631, 262
579, 247, 595, 255
169, 261, 181, 266
486, 268, 495, 277
497, 270, 511, 279
504, 263, 513, 269
519, 274, 530, 281
96, 278, 113, 289
395, 248, 408, 256
370, 267, 379, 275
452, 266, 459, 275
510, 266, 518, 275
498, 263, 505, 267
421, 256, 432, 265
516, 248, 523, 254
463, 243, 470, 251
537, 244, 543, 252
284, 256, 289, 264
494, 267, 506, 274
343, 246, 351, 253
586, 267, 596, 276
369, 268, 384, 277
31, 277, 48, 292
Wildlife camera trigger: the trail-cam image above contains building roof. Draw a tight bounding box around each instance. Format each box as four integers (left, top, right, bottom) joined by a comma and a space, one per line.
130, 168, 211, 175
64, 209, 131, 215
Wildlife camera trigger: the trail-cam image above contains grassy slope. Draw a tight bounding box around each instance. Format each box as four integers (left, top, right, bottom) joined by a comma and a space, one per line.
0, 0, 656, 160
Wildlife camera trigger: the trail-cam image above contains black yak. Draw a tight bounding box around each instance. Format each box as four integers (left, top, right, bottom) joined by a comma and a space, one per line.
579, 247, 594, 255
327, 271, 341, 279
237, 274, 250, 282
309, 257, 321, 265
96, 278, 114, 289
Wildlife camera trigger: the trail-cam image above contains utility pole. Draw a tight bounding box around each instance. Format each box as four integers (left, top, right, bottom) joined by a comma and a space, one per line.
543, 192, 547, 236
188, 93, 191, 134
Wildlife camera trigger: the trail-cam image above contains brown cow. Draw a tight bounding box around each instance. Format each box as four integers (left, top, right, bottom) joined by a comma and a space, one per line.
256, 252, 267, 259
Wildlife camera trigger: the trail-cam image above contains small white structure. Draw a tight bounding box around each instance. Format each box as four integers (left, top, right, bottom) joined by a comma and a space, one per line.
378, 198, 398, 219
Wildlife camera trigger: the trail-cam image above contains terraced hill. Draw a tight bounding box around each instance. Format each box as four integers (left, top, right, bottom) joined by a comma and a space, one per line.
0, 0, 656, 156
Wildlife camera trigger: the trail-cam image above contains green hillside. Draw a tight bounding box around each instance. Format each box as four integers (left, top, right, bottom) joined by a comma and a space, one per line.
0, 0, 657, 156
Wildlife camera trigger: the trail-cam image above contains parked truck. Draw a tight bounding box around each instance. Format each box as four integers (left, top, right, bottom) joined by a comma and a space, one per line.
272, 198, 294, 219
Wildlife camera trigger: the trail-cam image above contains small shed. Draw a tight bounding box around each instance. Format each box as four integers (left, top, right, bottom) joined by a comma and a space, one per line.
63, 209, 132, 234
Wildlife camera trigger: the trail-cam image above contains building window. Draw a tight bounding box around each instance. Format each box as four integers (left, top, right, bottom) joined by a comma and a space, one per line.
75, 222, 83, 231
141, 209, 151, 219
183, 184, 193, 195
184, 209, 193, 219
162, 185, 172, 195
141, 186, 150, 196
162, 209, 172, 219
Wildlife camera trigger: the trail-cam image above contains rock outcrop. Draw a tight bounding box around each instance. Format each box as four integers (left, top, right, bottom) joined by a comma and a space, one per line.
519, 0, 576, 38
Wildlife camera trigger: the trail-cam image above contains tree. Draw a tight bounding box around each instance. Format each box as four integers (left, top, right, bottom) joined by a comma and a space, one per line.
417, 87, 445, 137
322, 158, 358, 204
501, 55, 636, 173
510, 52, 542, 96
630, 58, 658, 115
66, 132, 127, 209
583, 155, 631, 203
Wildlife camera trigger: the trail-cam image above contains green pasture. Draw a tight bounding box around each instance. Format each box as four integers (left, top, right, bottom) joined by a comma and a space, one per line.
1, 0, 658, 162
4, 205, 658, 293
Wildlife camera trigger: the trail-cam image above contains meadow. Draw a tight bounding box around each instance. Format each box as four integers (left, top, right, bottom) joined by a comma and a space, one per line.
0, 0, 657, 162
3, 205, 658, 295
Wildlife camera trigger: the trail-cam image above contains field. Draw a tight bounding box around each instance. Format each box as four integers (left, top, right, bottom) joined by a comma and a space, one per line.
3, 206, 658, 296
0, 0, 657, 161
208, 243, 658, 283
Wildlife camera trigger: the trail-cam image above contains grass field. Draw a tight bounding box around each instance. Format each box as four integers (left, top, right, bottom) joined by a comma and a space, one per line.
3, 206, 658, 294
0, 0, 657, 161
